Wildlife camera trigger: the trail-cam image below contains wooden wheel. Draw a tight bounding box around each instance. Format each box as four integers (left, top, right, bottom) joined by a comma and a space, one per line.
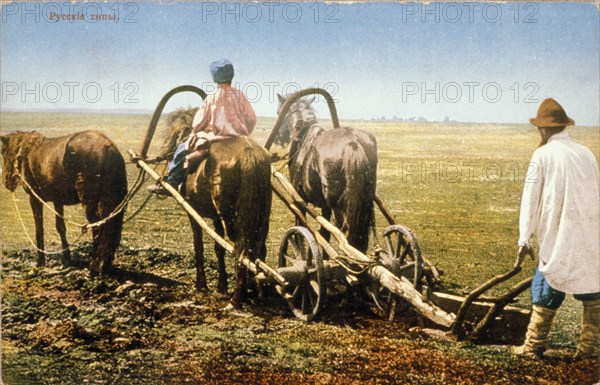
367, 225, 425, 320
278, 226, 326, 321
383, 224, 423, 289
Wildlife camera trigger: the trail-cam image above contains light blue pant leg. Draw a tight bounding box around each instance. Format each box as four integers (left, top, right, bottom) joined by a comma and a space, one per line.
166, 143, 188, 187
531, 267, 565, 310
531, 266, 600, 308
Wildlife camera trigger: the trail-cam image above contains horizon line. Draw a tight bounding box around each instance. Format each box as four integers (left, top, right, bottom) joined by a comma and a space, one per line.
0, 107, 557, 126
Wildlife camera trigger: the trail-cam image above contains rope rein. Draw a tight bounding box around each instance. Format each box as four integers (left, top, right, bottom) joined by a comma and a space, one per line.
16, 168, 129, 232
11, 193, 86, 255
15, 168, 87, 229
12, 154, 156, 235
9, 157, 164, 256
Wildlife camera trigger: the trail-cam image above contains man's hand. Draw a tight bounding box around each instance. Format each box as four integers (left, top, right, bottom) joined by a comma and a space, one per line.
514, 244, 535, 268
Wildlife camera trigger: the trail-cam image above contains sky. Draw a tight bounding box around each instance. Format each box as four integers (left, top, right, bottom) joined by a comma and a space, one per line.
1, 1, 599, 124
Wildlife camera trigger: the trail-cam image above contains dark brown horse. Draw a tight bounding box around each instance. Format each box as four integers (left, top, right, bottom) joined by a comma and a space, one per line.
1, 130, 127, 274
162, 109, 272, 304
276, 94, 378, 252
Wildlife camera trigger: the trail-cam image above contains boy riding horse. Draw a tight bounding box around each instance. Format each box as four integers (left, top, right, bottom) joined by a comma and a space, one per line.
149, 59, 256, 195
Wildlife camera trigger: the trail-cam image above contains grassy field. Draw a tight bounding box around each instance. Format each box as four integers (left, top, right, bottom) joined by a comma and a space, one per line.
1, 111, 599, 384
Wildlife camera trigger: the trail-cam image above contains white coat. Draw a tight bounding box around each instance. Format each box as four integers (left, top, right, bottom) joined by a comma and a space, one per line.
519, 133, 600, 294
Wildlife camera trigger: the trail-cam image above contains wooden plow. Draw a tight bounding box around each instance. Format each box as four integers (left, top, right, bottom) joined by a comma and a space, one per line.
129, 85, 532, 343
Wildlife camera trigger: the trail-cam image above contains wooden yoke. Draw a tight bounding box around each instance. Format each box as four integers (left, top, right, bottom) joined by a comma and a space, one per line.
139, 85, 207, 159
264, 87, 340, 150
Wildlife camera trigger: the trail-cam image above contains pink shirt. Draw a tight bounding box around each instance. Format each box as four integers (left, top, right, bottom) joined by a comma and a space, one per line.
191, 84, 256, 137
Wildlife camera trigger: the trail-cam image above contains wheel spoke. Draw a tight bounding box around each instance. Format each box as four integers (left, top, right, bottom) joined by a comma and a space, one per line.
288, 239, 304, 261
291, 284, 302, 300
293, 233, 308, 260
399, 244, 412, 264
283, 253, 297, 266
394, 235, 402, 259
398, 261, 416, 272
308, 286, 317, 308
309, 279, 320, 296
301, 289, 310, 314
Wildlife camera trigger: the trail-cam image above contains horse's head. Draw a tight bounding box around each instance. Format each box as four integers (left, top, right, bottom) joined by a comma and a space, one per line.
1, 132, 27, 192
161, 107, 198, 156
275, 94, 318, 147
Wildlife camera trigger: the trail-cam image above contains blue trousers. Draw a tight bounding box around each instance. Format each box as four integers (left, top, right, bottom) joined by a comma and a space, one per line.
167, 143, 188, 187
531, 267, 600, 310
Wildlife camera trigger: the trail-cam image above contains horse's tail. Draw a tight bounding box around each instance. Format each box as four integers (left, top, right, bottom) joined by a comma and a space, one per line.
95, 143, 128, 269
341, 141, 377, 252
234, 145, 272, 262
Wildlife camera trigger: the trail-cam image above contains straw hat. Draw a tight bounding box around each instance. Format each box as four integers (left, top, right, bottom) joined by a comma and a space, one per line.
530, 98, 575, 127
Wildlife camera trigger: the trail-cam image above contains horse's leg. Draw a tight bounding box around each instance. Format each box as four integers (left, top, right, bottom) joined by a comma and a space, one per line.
213, 219, 228, 295
95, 197, 124, 274
228, 228, 247, 308
320, 206, 332, 243
29, 196, 45, 267
189, 215, 208, 292
231, 248, 247, 307
53, 203, 71, 267
333, 208, 345, 233
83, 202, 101, 275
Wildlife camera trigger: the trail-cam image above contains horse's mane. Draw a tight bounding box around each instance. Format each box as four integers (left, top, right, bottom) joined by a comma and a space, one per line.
160, 107, 198, 156
276, 97, 318, 147
3, 131, 45, 159
19, 131, 45, 150
1, 131, 45, 191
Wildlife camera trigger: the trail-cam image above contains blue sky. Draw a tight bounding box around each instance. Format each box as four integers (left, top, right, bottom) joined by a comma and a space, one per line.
1, 2, 599, 124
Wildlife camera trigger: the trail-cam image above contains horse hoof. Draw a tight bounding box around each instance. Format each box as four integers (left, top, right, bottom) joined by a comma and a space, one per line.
217, 287, 228, 295
88, 264, 105, 276
223, 304, 253, 318
101, 265, 114, 275
195, 284, 209, 293
26, 267, 41, 278
61, 253, 71, 268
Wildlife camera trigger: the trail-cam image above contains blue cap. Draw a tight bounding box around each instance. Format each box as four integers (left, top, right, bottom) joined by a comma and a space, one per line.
209, 59, 234, 83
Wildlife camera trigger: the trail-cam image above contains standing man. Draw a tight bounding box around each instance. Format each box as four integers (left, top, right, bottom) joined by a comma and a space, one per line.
149, 59, 256, 195
512, 98, 600, 359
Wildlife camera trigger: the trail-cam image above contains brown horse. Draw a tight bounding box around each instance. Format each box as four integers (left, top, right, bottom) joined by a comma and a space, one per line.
275, 94, 378, 252
1, 130, 127, 274
162, 109, 272, 304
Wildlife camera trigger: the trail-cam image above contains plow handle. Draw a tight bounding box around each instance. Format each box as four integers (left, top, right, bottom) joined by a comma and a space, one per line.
450, 266, 523, 338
